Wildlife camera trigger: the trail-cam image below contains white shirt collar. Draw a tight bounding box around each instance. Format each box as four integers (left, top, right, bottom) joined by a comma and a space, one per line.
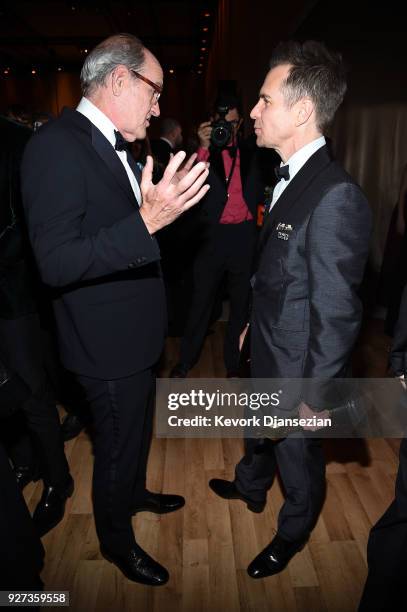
282, 136, 326, 182
76, 97, 118, 147
160, 136, 173, 149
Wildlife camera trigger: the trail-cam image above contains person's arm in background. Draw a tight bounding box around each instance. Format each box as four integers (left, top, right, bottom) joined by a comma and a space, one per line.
196, 121, 212, 162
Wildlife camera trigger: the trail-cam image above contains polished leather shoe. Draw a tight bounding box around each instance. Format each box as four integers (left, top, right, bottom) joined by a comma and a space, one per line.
209, 478, 265, 513
247, 534, 307, 578
33, 477, 74, 537
132, 491, 185, 514
14, 464, 41, 490
169, 363, 190, 378
101, 545, 169, 586
61, 413, 86, 442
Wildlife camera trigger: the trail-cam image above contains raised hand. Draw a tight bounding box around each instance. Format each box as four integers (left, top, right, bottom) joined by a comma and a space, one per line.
197, 121, 212, 149
139, 151, 210, 235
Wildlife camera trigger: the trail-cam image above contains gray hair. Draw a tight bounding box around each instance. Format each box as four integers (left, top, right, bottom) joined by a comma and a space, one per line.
270, 40, 347, 132
80, 33, 145, 97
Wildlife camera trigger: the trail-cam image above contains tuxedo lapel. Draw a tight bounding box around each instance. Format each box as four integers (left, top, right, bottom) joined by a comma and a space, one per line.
61, 107, 137, 207
91, 126, 137, 206
258, 145, 332, 253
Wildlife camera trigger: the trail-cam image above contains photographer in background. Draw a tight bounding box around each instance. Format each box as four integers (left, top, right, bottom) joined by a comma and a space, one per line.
171, 93, 275, 377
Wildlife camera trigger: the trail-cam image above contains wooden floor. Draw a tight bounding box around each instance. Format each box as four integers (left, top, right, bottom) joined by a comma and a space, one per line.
24, 317, 400, 612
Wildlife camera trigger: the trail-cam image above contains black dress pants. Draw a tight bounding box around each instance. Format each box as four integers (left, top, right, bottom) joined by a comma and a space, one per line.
180, 221, 256, 374
0, 313, 70, 489
235, 436, 326, 542
77, 368, 155, 554
359, 438, 407, 611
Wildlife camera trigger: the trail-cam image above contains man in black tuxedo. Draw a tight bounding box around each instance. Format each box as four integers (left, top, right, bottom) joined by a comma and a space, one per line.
209, 41, 372, 577
359, 283, 407, 611
21, 33, 209, 586
171, 95, 274, 377
151, 117, 183, 169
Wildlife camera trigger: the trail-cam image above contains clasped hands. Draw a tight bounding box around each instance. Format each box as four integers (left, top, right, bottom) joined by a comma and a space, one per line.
139, 151, 210, 234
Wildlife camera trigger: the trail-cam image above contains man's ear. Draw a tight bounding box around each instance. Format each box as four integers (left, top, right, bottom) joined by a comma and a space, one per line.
111, 65, 129, 97
295, 97, 314, 127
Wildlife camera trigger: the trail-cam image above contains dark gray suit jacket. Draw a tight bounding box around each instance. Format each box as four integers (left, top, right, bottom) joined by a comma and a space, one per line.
250, 145, 372, 408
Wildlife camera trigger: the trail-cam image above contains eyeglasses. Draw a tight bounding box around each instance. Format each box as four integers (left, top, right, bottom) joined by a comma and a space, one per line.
130, 69, 162, 104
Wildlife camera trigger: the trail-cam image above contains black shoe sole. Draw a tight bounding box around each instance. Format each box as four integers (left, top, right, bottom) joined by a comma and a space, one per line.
132, 503, 185, 515
101, 549, 169, 586
61, 425, 86, 442
209, 482, 265, 513
246, 501, 265, 513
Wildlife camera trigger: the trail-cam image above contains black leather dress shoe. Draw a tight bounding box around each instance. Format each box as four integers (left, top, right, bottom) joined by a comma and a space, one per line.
132, 492, 185, 514
169, 363, 190, 378
101, 545, 169, 586
209, 479, 265, 513
33, 477, 74, 537
14, 464, 41, 490
61, 413, 86, 442
247, 534, 307, 578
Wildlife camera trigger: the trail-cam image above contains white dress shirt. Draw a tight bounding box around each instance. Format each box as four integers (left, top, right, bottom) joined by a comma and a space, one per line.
76, 97, 141, 205
270, 136, 326, 209
160, 136, 173, 149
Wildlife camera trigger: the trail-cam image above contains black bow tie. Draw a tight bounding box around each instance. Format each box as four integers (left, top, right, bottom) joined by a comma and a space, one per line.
274, 164, 290, 181
114, 130, 130, 151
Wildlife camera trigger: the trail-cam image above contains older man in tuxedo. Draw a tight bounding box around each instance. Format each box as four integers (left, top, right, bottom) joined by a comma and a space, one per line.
21, 33, 209, 585
209, 40, 372, 577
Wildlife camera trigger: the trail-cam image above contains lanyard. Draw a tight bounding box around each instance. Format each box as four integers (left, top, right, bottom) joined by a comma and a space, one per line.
225, 148, 238, 197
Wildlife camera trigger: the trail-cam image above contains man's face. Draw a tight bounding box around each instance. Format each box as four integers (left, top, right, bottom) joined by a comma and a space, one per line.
250, 64, 296, 156
116, 51, 163, 141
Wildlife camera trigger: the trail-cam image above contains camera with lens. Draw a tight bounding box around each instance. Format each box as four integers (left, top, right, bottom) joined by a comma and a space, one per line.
210, 105, 233, 148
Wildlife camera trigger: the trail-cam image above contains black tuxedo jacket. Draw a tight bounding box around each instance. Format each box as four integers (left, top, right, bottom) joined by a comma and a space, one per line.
21, 108, 166, 379
151, 138, 173, 168
250, 145, 372, 407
